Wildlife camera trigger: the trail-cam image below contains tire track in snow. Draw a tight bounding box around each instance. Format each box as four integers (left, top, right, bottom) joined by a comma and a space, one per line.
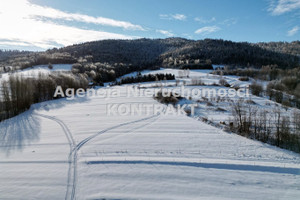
33, 113, 76, 200
70, 113, 161, 200
34, 111, 161, 200
78, 115, 159, 149
76, 114, 160, 151
34, 113, 75, 147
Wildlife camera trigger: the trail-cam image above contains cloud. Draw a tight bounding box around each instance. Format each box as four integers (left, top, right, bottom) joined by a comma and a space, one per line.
159, 14, 187, 21
0, 40, 32, 47
268, 0, 300, 15
156, 30, 174, 37
26, 2, 145, 30
194, 17, 216, 24
195, 26, 221, 35
0, 0, 141, 50
0, 21, 134, 49
287, 26, 299, 36
220, 18, 238, 26
172, 14, 187, 21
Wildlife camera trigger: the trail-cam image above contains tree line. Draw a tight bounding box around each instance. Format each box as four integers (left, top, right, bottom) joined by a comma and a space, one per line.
230, 98, 300, 153
0, 73, 88, 121
114, 73, 175, 85
71, 59, 160, 85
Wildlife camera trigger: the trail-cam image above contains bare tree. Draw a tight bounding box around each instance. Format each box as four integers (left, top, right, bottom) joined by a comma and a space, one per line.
292, 110, 300, 134
231, 98, 246, 135
273, 107, 282, 147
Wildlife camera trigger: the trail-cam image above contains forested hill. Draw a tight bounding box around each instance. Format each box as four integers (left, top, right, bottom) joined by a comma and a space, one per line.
1, 38, 300, 71
50, 38, 300, 68
0, 50, 31, 61
256, 41, 300, 57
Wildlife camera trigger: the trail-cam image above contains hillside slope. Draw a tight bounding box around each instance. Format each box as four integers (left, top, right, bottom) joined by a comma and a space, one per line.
1, 85, 299, 200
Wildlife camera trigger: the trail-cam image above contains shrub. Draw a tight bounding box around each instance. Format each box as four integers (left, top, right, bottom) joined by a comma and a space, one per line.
48, 63, 53, 70
206, 102, 214, 106
282, 100, 291, 107
281, 76, 298, 92
250, 82, 263, 96
219, 78, 230, 87
266, 82, 275, 100
238, 77, 249, 81
154, 91, 181, 105
245, 99, 256, 104
215, 107, 227, 112
191, 78, 204, 85
116, 73, 175, 85
274, 91, 283, 103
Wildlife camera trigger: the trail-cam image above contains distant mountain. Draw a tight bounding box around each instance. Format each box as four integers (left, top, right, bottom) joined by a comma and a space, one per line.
52, 38, 299, 68
1, 38, 299, 71
52, 38, 191, 66
0, 50, 32, 61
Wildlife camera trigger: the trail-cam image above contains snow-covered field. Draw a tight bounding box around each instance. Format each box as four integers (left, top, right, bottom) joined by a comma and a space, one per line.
1, 68, 300, 200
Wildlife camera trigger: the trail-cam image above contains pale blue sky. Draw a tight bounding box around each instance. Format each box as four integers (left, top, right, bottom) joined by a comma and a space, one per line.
0, 0, 299, 50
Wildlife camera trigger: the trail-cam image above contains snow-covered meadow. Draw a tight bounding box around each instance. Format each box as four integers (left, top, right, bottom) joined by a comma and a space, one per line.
0, 67, 300, 200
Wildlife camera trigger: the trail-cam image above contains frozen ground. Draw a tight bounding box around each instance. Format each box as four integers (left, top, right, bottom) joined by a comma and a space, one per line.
0, 68, 300, 200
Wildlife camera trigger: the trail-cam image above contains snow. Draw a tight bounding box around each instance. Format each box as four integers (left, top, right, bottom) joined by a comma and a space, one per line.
29, 64, 73, 71
0, 69, 300, 199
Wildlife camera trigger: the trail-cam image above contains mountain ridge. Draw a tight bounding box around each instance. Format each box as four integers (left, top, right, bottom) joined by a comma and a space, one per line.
1, 38, 300, 71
